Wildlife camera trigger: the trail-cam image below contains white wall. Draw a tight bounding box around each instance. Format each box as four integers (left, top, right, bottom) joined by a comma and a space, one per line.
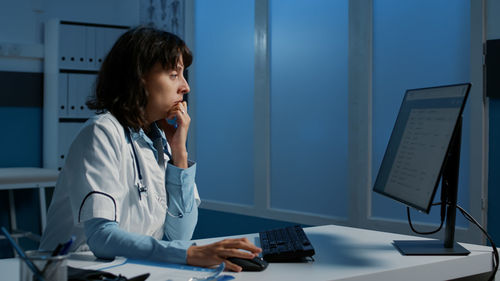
0, 0, 140, 72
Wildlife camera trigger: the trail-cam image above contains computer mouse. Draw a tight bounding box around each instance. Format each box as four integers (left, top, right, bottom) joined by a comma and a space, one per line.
227, 256, 268, 271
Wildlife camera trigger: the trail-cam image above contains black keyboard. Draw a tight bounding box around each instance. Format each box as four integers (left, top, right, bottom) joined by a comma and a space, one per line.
259, 225, 315, 262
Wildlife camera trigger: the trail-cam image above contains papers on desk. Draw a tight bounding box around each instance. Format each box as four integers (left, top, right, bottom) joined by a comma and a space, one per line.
82, 258, 234, 281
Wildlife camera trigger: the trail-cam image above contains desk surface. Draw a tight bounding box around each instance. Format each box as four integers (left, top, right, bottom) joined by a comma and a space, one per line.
0, 224, 495, 281
194, 225, 494, 281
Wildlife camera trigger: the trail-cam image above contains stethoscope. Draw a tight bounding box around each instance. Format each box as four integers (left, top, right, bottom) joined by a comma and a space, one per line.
125, 128, 183, 218
126, 129, 148, 200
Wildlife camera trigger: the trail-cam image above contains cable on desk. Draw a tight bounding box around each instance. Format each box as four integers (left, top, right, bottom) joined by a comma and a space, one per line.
407, 202, 498, 281
456, 204, 498, 281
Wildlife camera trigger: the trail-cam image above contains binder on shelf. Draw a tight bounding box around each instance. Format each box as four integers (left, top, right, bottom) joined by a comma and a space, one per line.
44, 18, 130, 171
59, 24, 87, 70
58, 73, 68, 117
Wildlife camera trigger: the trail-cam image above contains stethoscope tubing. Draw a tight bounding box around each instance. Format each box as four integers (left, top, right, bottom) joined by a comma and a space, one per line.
126, 129, 148, 198
125, 128, 183, 218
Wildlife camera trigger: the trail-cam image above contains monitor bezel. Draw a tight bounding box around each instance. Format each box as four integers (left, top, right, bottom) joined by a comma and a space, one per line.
373, 83, 471, 214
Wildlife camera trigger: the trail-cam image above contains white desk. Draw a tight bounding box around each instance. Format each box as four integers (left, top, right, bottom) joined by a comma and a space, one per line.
0, 225, 495, 281
193, 225, 495, 281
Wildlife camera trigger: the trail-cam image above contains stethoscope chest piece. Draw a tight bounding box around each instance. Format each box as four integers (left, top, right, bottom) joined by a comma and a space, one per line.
137, 182, 148, 200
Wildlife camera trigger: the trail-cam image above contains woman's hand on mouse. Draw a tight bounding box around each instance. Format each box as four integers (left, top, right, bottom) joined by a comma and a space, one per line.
186, 237, 262, 272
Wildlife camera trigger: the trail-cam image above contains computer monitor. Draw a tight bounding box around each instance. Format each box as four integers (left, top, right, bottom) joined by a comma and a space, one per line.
373, 83, 471, 255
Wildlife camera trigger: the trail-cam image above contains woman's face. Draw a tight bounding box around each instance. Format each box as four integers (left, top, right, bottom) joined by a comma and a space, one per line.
143, 57, 190, 123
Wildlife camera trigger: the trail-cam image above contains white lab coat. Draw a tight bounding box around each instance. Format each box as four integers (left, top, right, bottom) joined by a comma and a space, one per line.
40, 112, 200, 252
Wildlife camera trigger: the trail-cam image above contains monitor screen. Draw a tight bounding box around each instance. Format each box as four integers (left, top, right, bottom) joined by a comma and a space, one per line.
373, 83, 471, 213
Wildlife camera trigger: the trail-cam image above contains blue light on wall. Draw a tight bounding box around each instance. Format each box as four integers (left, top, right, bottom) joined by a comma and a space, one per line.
269, 0, 349, 218
371, 0, 470, 226
194, 0, 255, 206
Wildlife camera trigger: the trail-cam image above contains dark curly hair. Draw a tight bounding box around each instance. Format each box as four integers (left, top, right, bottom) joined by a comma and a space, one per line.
86, 26, 193, 130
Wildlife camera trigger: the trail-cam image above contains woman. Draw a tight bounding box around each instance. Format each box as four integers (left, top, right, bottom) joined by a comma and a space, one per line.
40, 27, 260, 272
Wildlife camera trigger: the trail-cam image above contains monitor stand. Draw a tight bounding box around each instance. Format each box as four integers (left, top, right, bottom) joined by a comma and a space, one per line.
394, 118, 470, 256
394, 239, 469, 256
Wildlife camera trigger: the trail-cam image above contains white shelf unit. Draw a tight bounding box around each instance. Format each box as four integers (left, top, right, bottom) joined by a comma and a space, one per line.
44, 19, 128, 170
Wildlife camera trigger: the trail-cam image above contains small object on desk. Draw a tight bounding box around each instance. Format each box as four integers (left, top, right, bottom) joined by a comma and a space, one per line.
188, 262, 226, 281
1, 227, 46, 281
51, 243, 63, 257
68, 266, 150, 281
211, 275, 235, 281
58, 235, 75, 255
259, 225, 315, 262
227, 257, 268, 272
42, 236, 75, 275
128, 273, 150, 281
23, 251, 68, 281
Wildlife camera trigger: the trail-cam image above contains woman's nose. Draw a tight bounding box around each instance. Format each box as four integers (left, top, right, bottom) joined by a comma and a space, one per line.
180, 76, 190, 94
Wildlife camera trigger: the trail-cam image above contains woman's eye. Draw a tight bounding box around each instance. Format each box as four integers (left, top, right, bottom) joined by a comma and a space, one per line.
170, 73, 178, 79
